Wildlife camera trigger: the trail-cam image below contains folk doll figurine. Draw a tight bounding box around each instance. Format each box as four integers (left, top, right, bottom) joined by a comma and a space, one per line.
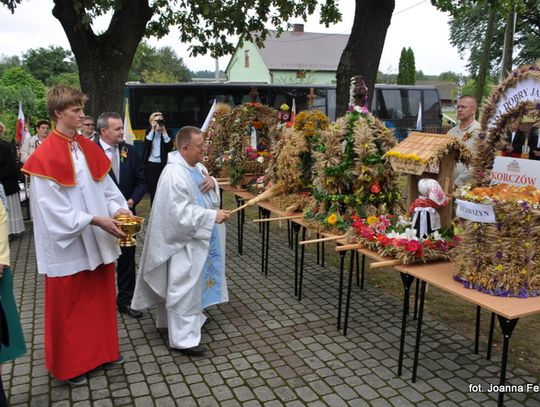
408, 178, 449, 239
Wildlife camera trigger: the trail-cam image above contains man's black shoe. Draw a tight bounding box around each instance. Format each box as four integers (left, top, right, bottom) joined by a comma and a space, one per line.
118, 305, 143, 318
178, 345, 207, 356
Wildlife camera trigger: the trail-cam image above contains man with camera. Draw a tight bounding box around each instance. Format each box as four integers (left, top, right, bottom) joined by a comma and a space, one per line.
142, 112, 173, 203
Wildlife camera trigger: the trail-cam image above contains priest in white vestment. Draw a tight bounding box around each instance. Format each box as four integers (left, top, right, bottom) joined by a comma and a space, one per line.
132, 126, 230, 356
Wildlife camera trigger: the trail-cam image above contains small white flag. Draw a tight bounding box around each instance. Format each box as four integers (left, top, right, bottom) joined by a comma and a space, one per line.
416, 100, 423, 131
201, 99, 217, 131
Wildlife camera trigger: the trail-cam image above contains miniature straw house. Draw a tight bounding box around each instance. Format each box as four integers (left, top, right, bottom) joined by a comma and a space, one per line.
384, 132, 470, 227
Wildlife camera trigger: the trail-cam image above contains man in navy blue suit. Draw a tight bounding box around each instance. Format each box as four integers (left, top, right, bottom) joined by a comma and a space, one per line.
96, 112, 147, 318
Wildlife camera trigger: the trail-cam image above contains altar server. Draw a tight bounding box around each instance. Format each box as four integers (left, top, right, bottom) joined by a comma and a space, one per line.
22, 86, 131, 386
132, 126, 230, 356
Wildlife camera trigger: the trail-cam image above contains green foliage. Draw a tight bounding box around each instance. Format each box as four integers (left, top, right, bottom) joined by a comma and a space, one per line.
432, 0, 539, 75
22, 46, 77, 85
0, 67, 47, 134
461, 78, 493, 99
0, 54, 21, 76
438, 71, 459, 81
48, 72, 81, 88
129, 41, 191, 83
191, 70, 226, 79
397, 47, 415, 85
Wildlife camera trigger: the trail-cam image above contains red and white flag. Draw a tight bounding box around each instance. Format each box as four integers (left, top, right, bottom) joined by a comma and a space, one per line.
287, 98, 296, 128
15, 102, 30, 146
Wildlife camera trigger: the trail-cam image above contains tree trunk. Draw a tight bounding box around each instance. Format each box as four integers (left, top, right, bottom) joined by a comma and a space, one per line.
500, 6, 516, 81
52, 0, 153, 117
475, 5, 497, 107
335, 0, 395, 117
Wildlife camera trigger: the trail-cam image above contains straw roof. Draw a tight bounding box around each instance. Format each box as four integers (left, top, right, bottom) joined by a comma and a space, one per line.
384, 132, 469, 175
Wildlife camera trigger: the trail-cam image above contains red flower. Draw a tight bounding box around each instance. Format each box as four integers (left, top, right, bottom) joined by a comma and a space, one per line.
370, 183, 381, 194
405, 240, 423, 257
350, 215, 360, 222
377, 235, 393, 247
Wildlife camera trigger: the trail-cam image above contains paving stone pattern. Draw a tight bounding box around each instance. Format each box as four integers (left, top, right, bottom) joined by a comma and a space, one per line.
4, 206, 540, 406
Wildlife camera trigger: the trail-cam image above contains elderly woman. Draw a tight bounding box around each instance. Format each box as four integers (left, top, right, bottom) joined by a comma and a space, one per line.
142, 112, 173, 203
0, 123, 25, 236
0, 192, 26, 404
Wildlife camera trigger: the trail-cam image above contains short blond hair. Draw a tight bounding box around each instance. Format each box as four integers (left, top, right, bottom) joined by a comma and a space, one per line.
47, 86, 88, 121
149, 111, 163, 124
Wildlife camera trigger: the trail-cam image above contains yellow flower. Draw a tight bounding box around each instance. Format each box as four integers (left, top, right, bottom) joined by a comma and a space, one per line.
326, 214, 338, 225
367, 216, 378, 225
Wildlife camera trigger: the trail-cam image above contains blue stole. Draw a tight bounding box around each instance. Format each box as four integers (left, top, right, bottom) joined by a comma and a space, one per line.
188, 168, 223, 308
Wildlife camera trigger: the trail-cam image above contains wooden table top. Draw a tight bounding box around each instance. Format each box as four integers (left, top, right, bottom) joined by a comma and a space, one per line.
395, 262, 540, 320
219, 196, 540, 320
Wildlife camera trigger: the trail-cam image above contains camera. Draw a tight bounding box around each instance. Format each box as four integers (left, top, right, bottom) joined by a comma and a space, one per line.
156, 119, 164, 126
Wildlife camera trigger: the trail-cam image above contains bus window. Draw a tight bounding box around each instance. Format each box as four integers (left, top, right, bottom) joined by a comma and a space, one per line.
423, 90, 440, 120
380, 89, 403, 119
403, 89, 421, 117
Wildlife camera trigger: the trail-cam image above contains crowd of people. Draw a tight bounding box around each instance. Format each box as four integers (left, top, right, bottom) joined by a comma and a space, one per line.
0, 86, 539, 395
0, 85, 231, 390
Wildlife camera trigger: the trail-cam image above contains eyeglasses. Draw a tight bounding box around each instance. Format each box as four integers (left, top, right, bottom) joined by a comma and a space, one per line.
83, 123, 94, 126
190, 143, 205, 149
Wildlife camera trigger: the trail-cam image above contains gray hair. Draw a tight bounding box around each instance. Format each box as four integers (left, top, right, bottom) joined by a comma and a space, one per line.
96, 112, 121, 136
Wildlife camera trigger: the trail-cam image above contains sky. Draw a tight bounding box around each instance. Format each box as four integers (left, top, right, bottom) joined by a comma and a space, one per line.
0, 0, 469, 76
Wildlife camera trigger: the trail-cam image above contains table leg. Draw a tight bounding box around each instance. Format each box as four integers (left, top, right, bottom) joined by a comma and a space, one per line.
260, 208, 270, 275
298, 227, 307, 301
219, 188, 223, 209
474, 305, 481, 354
234, 196, 245, 255
413, 279, 420, 320
397, 273, 415, 377
360, 253, 365, 289
287, 220, 292, 249
321, 241, 325, 267
496, 316, 518, 407
316, 233, 320, 265
292, 223, 301, 297
264, 210, 270, 276
487, 312, 496, 360
336, 250, 347, 330
412, 280, 427, 383
343, 249, 356, 336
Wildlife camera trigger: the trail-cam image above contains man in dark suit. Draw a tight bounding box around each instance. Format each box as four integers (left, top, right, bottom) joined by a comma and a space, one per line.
502, 118, 526, 158
96, 112, 147, 318
529, 126, 540, 160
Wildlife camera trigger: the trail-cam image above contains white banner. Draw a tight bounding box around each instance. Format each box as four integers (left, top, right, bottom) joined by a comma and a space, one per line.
487, 78, 540, 129
490, 156, 540, 188
455, 199, 496, 223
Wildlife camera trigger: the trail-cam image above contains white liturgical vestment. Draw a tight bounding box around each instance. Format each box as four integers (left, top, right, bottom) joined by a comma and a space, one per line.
132, 152, 228, 320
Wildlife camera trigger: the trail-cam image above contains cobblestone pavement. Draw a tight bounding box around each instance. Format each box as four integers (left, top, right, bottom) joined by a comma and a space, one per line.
4, 204, 540, 406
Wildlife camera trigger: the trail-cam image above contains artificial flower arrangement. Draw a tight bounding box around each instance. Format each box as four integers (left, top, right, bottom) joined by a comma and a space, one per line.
452, 183, 540, 297
344, 214, 460, 265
